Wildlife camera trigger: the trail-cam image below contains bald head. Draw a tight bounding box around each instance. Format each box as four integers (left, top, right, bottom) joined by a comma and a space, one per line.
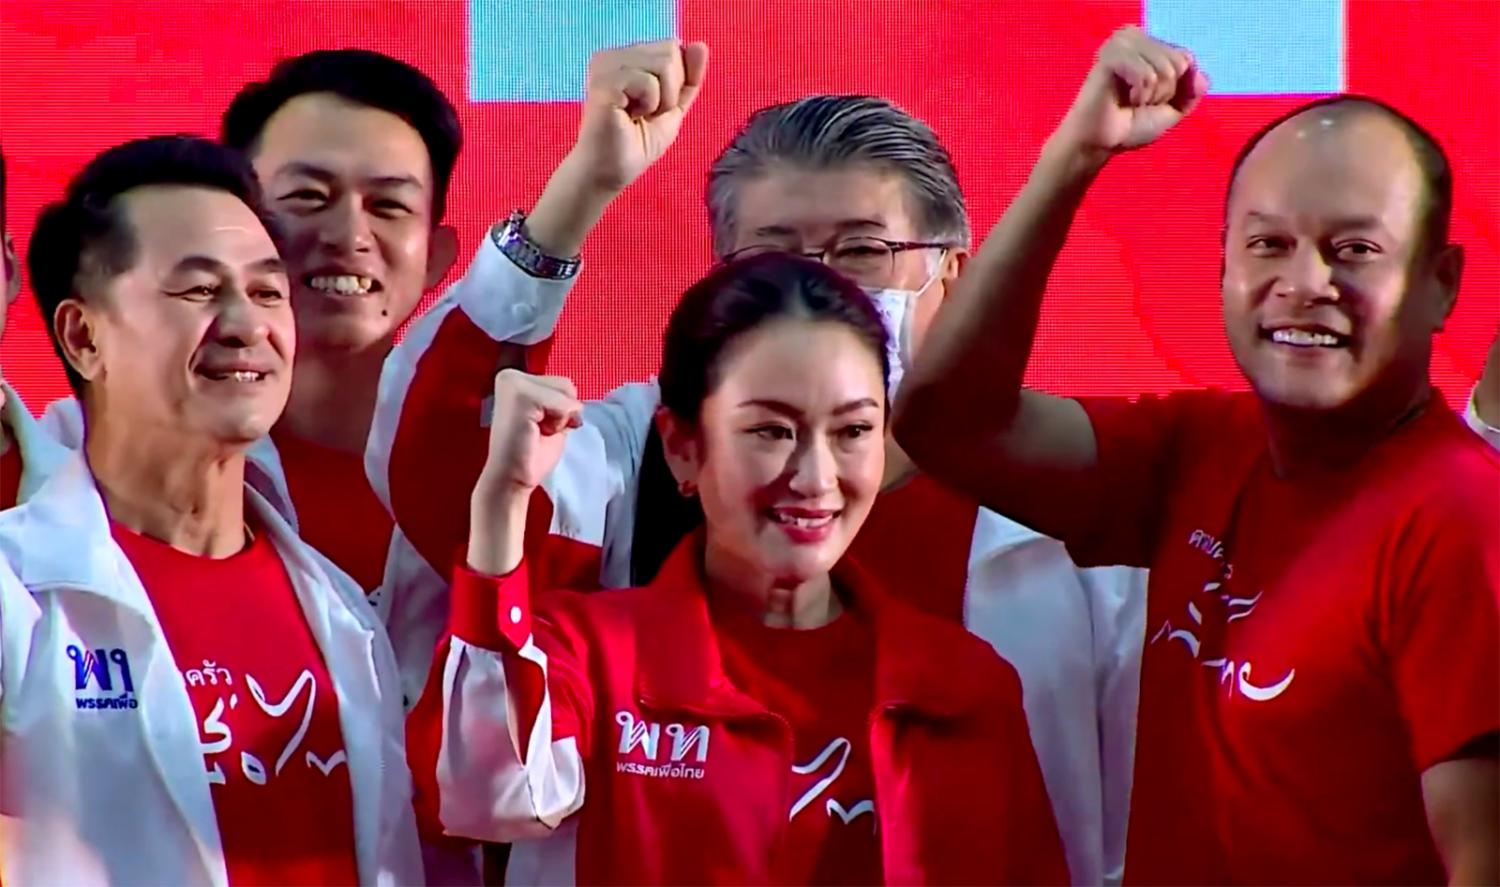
1220, 95, 1464, 418
1227, 96, 1452, 256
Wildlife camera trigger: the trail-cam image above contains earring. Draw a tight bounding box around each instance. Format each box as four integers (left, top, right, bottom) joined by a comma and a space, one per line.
677, 479, 697, 497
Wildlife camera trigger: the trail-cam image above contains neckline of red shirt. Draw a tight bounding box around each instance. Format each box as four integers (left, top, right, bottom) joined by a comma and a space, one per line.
626, 531, 996, 722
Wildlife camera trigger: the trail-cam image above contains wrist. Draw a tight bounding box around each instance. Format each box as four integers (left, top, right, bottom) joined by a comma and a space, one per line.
526, 152, 620, 257
1036, 134, 1112, 186
471, 472, 534, 522
467, 481, 531, 576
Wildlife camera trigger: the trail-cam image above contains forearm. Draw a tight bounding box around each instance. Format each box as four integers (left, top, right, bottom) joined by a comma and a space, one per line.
467, 482, 532, 576
898, 140, 1108, 436
522, 151, 619, 258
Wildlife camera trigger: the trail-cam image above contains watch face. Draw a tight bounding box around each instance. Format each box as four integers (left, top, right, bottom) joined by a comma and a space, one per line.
494, 215, 579, 279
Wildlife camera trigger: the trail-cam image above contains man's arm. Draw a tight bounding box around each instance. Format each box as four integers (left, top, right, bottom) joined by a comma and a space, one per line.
1423, 751, 1499, 886
893, 26, 1206, 544
1389, 496, 1500, 886
524, 39, 708, 258
368, 40, 707, 573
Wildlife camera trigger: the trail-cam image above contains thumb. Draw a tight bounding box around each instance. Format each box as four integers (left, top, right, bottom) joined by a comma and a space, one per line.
677, 41, 709, 114
535, 396, 583, 436
1173, 66, 1210, 115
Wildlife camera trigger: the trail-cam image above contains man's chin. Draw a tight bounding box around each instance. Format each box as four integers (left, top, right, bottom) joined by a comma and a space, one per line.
298, 314, 399, 354
1250, 375, 1361, 415
201, 413, 279, 449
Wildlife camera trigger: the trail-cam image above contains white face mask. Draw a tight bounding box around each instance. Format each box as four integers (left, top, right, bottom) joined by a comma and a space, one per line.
864, 254, 946, 397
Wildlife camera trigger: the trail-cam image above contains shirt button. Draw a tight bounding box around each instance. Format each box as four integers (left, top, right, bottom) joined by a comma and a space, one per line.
509, 606, 523, 625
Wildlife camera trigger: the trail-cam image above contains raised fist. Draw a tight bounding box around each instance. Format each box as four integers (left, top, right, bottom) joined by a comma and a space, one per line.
476, 370, 583, 505
566, 39, 710, 194
1055, 25, 1207, 156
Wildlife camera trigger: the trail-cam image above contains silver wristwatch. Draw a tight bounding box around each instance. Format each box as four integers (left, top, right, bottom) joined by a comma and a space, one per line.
490, 210, 581, 280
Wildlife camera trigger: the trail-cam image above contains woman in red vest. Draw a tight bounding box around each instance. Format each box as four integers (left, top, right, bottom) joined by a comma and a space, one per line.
408, 253, 1067, 885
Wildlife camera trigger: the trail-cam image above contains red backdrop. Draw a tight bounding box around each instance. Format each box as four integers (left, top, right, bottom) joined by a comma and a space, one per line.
2, 0, 1496, 412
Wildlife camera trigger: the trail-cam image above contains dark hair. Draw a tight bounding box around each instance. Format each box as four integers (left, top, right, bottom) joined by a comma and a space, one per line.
27, 135, 275, 393
221, 49, 462, 222
630, 253, 890, 584
1226, 94, 1453, 252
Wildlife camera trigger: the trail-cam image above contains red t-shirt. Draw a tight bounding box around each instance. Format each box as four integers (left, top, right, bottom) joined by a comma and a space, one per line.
713, 604, 883, 886
1073, 390, 1500, 885
0, 440, 19, 510
113, 519, 362, 887
271, 427, 393, 593
851, 472, 979, 624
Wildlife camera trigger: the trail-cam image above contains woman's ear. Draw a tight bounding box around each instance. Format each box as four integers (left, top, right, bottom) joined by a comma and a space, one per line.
654, 407, 702, 496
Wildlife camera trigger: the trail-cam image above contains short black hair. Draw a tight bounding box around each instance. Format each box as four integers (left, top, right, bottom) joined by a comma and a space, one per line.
27, 135, 275, 393
1226, 94, 1453, 252
221, 49, 462, 222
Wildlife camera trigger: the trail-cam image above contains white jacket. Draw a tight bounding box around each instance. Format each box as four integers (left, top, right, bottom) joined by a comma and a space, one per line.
0, 452, 422, 886
364, 241, 575, 703
2, 382, 70, 506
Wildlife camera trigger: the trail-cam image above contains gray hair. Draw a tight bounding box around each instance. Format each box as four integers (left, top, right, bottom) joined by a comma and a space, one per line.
706, 95, 970, 258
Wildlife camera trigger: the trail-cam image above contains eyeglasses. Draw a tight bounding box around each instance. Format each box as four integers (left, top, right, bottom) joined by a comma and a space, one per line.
724, 236, 952, 287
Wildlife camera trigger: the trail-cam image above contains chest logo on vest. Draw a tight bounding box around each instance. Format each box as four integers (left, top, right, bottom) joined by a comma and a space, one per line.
613, 710, 708, 780
67, 645, 139, 711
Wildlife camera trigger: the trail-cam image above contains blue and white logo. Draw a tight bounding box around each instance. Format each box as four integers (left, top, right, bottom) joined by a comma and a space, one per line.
67, 644, 139, 711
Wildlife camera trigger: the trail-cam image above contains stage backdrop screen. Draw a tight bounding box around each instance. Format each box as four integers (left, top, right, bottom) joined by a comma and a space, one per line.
3, 0, 1496, 412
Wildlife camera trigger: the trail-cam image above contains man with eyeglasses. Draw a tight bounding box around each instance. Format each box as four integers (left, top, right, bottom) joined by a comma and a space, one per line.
384, 83, 1144, 885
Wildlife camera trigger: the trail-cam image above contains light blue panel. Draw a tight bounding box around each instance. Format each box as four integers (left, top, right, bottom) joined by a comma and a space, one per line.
1145, 0, 1344, 95
470, 0, 677, 102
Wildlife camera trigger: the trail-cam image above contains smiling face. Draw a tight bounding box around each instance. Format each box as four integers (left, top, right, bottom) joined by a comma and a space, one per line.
250, 92, 452, 355
661, 317, 887, 587
60, 185, 294, 445
1222, 108, 1460, 415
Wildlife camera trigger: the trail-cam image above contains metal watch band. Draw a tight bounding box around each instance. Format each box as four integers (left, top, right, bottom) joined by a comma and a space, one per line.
490, 210, 581, 280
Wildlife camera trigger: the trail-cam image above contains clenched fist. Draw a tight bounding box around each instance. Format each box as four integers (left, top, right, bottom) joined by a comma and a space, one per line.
1055, 25, 1208, 157
567, 38, 710, 195
476, 370, 583, 506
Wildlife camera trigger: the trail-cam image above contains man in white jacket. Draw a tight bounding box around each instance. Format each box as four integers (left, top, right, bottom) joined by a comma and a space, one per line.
0, 135, 419, 886
40, 48, 597, 712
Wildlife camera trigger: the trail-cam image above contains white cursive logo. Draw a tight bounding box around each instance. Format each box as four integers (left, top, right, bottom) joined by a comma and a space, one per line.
789, 738, 877, 827
790, 738, 851, 819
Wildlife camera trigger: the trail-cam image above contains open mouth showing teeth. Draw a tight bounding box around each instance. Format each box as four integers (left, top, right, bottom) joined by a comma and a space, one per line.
199, 370, 268, 382
307, 274, 378, 296
1262, 328, 1350, 349
767, 510, 838, 529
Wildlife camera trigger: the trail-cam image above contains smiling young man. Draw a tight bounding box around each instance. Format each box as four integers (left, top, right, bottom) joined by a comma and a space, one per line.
214, 49, 518, 598
0, 136, 418, 885
895, 26, 1498, 885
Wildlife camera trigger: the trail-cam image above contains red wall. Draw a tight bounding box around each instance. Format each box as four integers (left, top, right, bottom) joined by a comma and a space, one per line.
2, 1, 1495, 410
